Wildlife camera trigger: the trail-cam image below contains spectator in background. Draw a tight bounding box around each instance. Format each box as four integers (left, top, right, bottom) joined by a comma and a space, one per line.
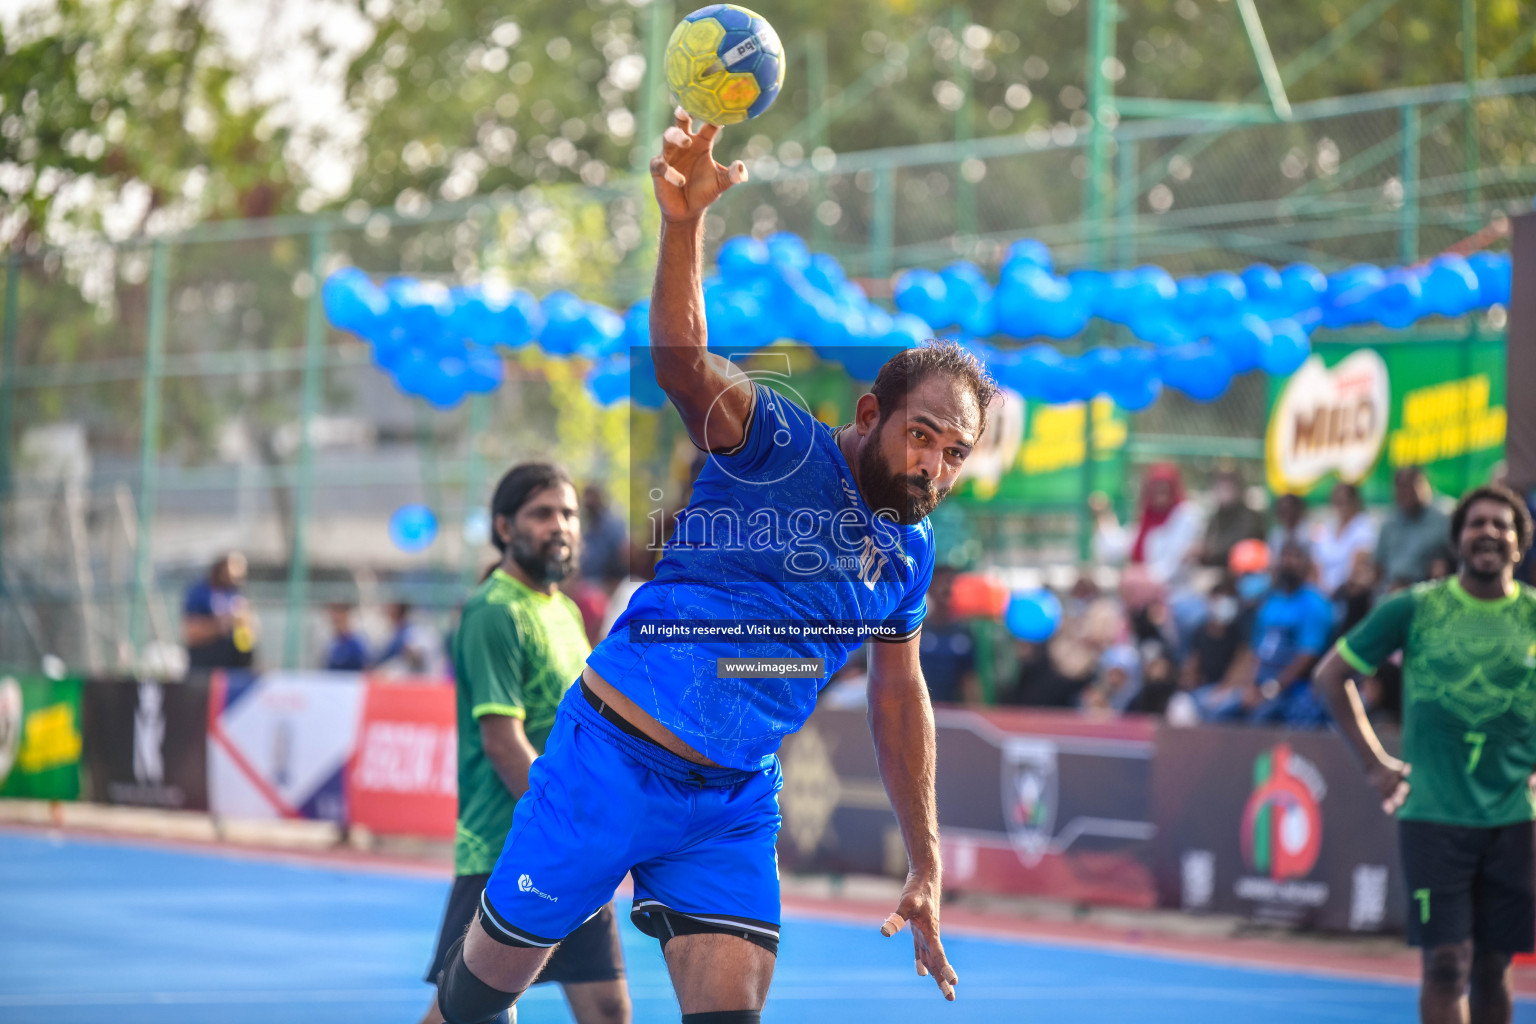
1266, 492, 1310, 560
1127, 651, 1180, 716
1004, 639, 1084, 709
1195, 543, 1332, 726
1181, 575, 1249, 692
1093, 463, 1204, 587
324, 604, 369, 671
578, 483, 628, 584
1049, 575, 1126, 693
183, 552, 258, 670
372, 602, 445, 678
1375, 466, 1451, 587
1198, 468, 1266, 568
1312, 482, 1377, 595
917, 566, 979, 705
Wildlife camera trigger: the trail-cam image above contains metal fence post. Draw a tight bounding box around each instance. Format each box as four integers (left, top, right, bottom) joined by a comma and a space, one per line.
129, 240, 171, 653
460, 393, 490, 589
1400, 104, 1420, 265
806, 31, 831, 250
283, 223, 330, 669
870, 166, 894, 282
952, 7, 976, 242
636, 0, 675, 172
1462, 0, 1481, 228
0, 252, 18, 601
1083, 0, 1117, 269
1115, 138, 1138, 270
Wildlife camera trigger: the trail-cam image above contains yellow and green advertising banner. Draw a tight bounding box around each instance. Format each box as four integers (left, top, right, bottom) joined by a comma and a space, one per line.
0, 673, 83, 801
1265, 333, 1505, 503
951, 393, 1129, 506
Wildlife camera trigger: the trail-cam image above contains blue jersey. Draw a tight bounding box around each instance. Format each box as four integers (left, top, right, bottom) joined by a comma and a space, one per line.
1251, 584, 1334, 682
589, 383, 935, 770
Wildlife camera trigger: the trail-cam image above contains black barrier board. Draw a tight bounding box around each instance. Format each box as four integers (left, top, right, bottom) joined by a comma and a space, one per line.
778, 706, 1156, 904
1150, 724, 1405, 932
82, 679, 209, 811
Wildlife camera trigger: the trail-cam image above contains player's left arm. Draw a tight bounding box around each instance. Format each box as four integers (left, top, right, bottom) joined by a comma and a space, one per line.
867, 634, 959, 1001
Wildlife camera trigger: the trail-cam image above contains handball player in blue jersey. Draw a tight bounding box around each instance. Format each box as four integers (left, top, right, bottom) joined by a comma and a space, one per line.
431, 109, 995, 1024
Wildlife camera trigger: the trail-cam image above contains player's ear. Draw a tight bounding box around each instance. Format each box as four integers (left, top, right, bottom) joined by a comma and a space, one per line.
854, 393, 884, 435
493, 513, 514, 546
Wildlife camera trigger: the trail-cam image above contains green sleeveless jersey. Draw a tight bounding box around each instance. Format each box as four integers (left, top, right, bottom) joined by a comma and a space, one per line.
450, 570, 589, 875
1339, 578, 1536, 827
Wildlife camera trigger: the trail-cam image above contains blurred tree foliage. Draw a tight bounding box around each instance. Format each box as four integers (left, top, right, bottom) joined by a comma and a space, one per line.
339, 0, 1535, 209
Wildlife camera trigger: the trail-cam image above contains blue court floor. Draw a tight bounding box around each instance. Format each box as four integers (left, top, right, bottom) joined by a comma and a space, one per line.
2, 829, 1532, 1024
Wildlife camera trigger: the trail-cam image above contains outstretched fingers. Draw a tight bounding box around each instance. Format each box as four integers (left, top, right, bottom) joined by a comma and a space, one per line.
649, 155, 685, 189
912, 923, 958, 1001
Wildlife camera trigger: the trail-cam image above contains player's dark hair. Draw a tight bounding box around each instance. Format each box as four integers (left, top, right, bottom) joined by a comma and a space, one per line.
489, 462, 574, 552
1450, 483, 1534, 555
868, 339, 999, 438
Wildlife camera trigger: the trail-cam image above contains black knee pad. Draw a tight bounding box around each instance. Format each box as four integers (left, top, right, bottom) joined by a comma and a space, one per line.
681, 1013, 762, 1023
436, 932, 522, 1024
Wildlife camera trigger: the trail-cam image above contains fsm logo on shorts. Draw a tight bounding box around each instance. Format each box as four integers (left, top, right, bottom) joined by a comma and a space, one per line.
517, 873, 558, 902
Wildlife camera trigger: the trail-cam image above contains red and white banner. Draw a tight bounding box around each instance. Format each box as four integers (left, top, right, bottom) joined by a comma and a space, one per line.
347, 683, 457, 838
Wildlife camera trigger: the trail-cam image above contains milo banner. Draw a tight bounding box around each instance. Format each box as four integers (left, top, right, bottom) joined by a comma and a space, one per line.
952, 390, 1128, 506
0, 673, 82, 801
1266, 332, 1506, 501
1150, 724, 1405, 932
81, 678, 209, 811
779, 705, 1157, 907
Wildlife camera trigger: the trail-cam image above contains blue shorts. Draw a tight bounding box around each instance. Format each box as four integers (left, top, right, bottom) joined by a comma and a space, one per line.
480, 684, 784, 951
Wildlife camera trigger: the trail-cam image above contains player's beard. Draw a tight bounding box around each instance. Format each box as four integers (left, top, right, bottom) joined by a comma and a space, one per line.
510, 532, 577, 585
857, 437, 946, 526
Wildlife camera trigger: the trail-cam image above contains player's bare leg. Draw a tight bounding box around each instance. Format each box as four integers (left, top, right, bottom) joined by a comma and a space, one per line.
460, 912, 553, 990
1468, 946, 1513, 1024
662, 933, 775, 1016
561, 979, 632, 1024
1420, 940, 1472, 1024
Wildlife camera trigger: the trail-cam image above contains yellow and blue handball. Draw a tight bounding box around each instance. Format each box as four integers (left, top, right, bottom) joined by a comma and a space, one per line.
665, 5, 785, 126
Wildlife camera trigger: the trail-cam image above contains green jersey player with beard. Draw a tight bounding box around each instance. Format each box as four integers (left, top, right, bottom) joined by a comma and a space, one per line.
419, 463, 629, 1024
1316, 483, 1536, 1024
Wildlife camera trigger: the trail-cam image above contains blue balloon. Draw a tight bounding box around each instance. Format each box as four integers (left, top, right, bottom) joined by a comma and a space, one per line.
994, 265, 1090, 339
1204, 272, 1247, 318
1003, 238, 1054, 273
482, 287, 542, 349
538, 290, 591, 355
1110, 375, 1162, 412
1420, 254, 1480, 317
764, 232, 811, 270
463, 347, 504, 393
1466, 251, 1512, 305
629, 351, 667, 410
1322, 264, 1387, 327
1006, 589, 1062, 642
622, 299, 651, 351
1212, 314, 1270, 375
385, 277, 453, 347
389, 504, 438, 553
894, 269, 949, 325
1279, 264, 1327, 312
1240, 265, 1285, 310
1372, 269, 1424, 329
1159, 343, 1234, 402
1259, 319, 1311, 376
716, 236, 772, 282
586, 355, 631, 406
322, 268, 388, 336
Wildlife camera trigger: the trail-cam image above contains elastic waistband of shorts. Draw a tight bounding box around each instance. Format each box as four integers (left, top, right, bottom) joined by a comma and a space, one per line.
561, 683, 756, 788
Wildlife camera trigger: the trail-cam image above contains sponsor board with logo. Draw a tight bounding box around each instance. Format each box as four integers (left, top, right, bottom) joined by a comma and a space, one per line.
778, 705, 1156, 907
81, 679, 209, 810
1150, 724, 1404, 931
206, 671, 365, 824
347, 681, 457, 838
1266, 333, 1506, 502
0, 674, 83, 801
